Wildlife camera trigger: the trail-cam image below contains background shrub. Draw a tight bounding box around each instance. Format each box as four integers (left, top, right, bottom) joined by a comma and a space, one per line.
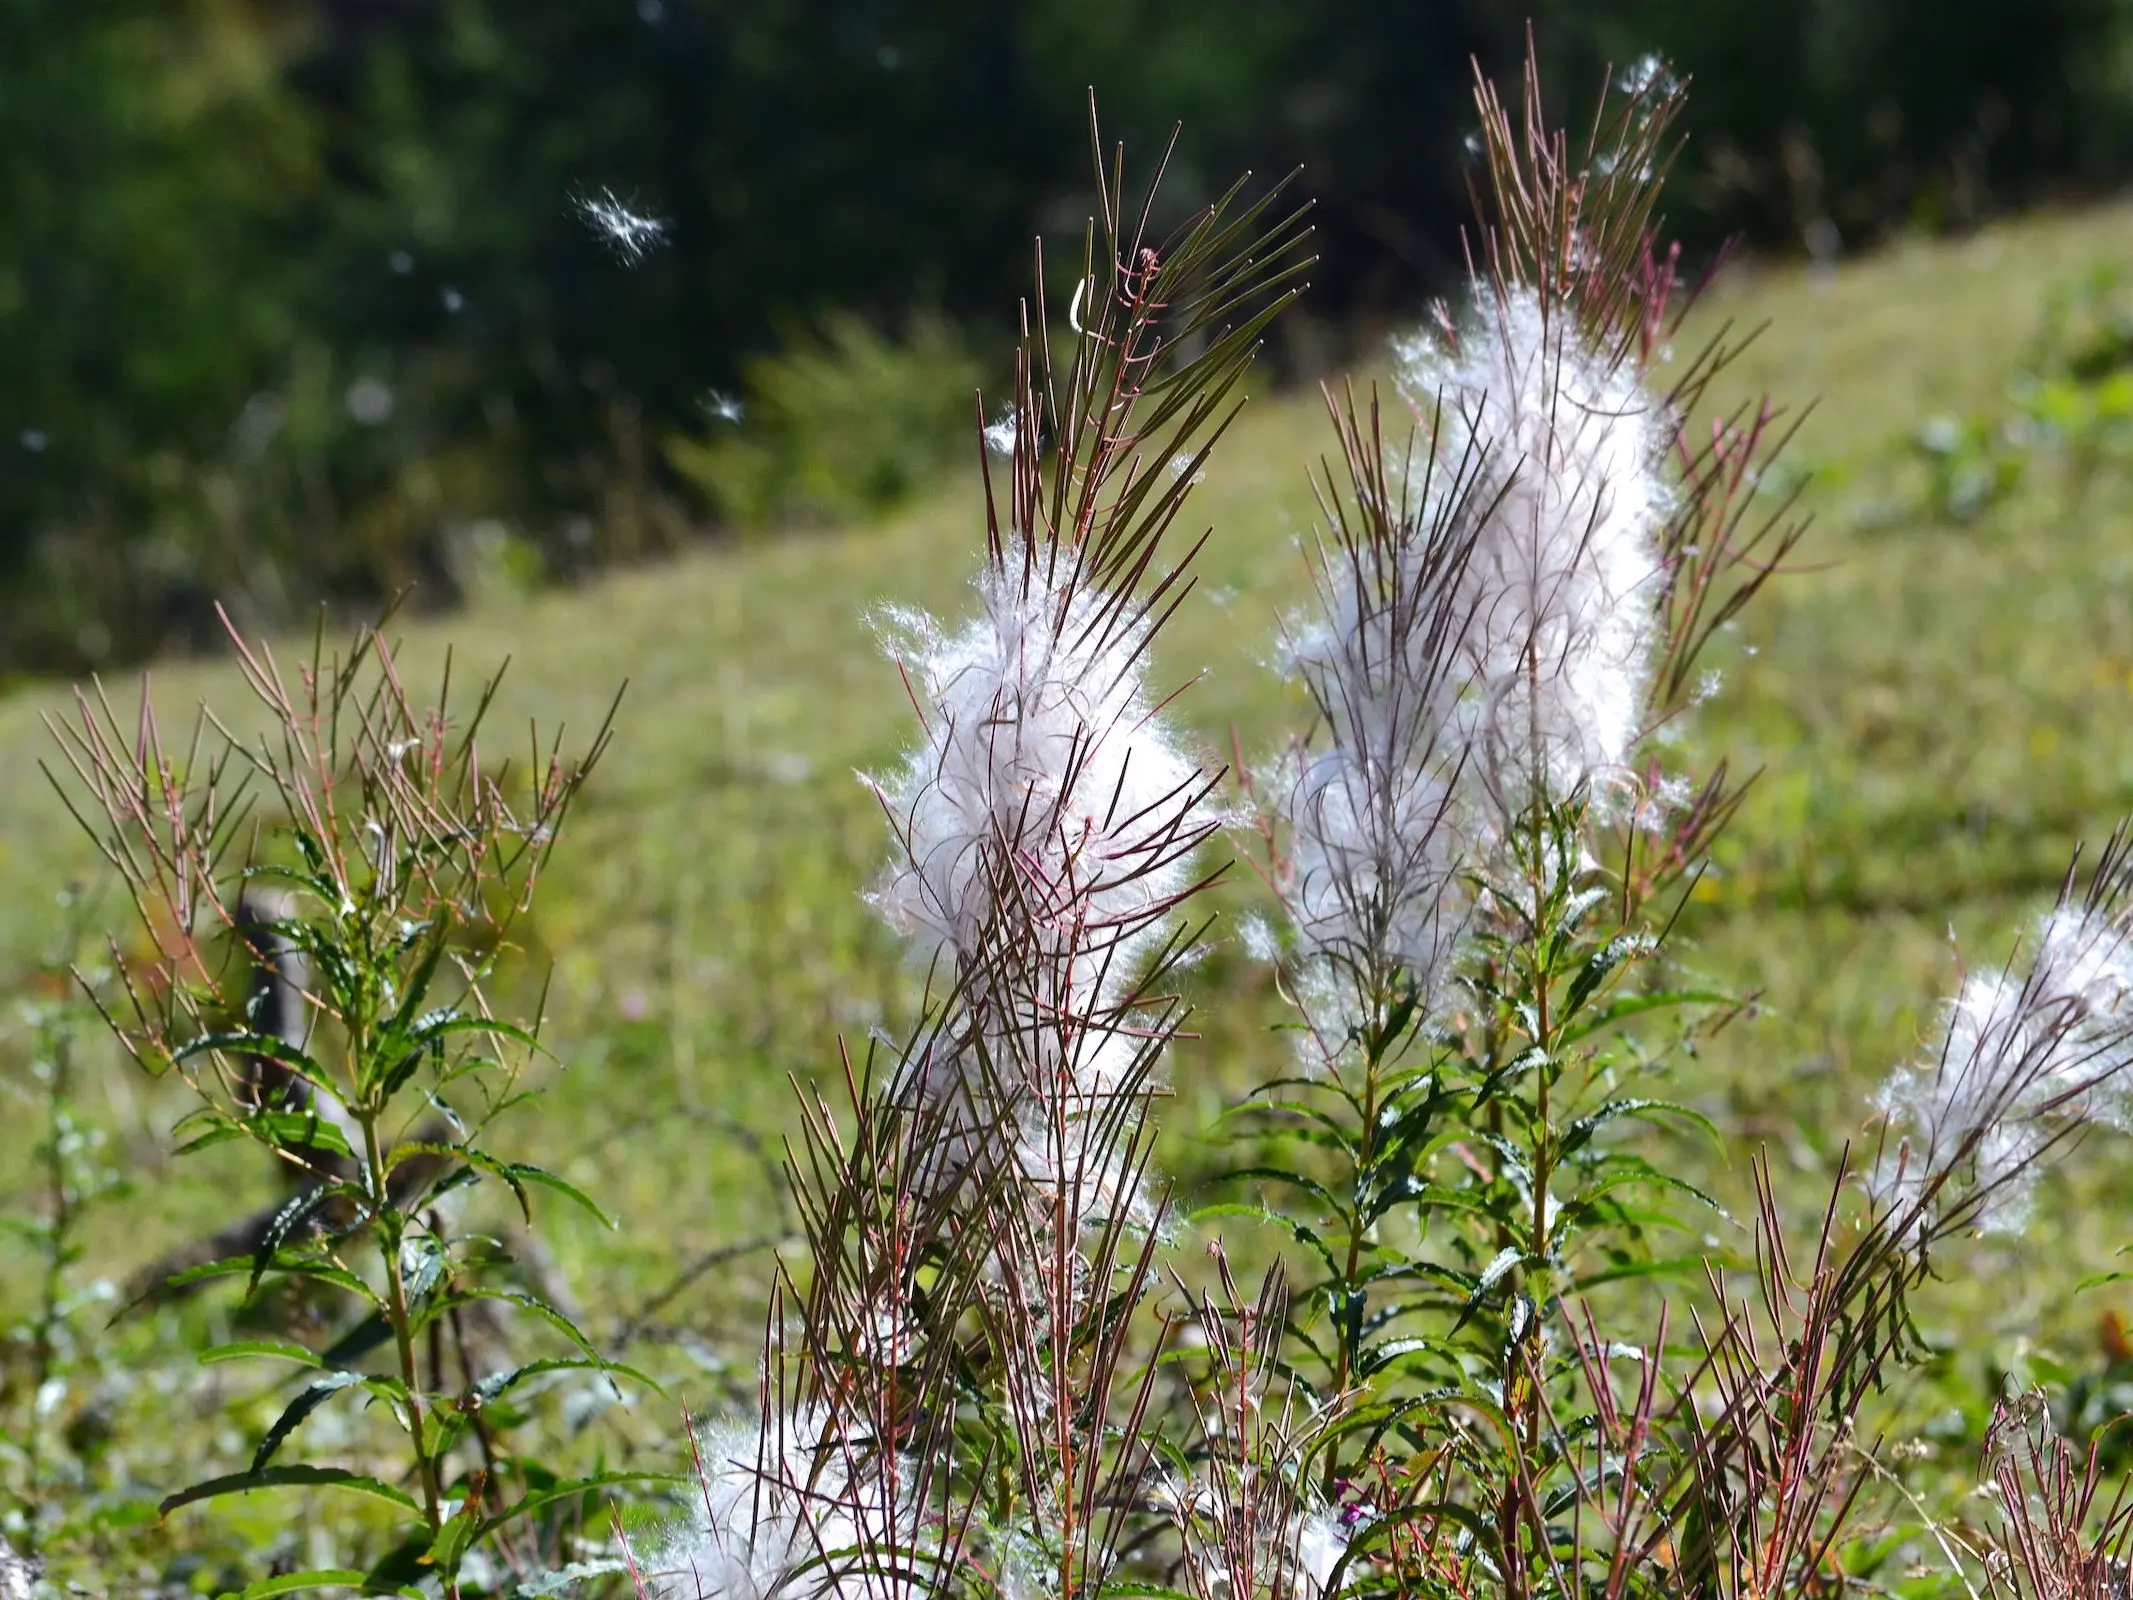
663, 316, 979, 528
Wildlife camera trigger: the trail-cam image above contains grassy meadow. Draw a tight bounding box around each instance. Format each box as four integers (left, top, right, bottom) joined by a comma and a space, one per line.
13, 198, 2133, 1577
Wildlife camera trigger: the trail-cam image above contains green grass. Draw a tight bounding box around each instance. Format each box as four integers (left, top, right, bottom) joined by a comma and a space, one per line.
13, 199, 2133, 1570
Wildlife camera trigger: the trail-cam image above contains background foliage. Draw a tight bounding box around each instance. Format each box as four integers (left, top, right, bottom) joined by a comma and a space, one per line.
10, 0, 2133, 673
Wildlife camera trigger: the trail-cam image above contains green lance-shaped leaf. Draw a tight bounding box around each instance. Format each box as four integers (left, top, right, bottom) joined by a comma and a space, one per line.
1452, 1245, 1535, 1335
408, 1286, 603, 1362
1364, 1174, 1497, 1228
319, 1311, 395, 1370
1472, 1130, 1537, 1199
1557, 1097, 1718, 1159
1356, 1334, 1456, 1379
1282, 1217, 1344, 1280
170, 1030, 339, 1108
361, 931, 453, 1097
1557, 985, 1736, 1047
252, 1369, 397, 1473
197, 1340, 323, 1369
122, 1250, 382, 1320
1546, 1154, 1729, 1238
1560, 930, 1658, 1022
171, 1107, 356, 1162
390, 1142, 611, 1228
1370, 1072, 1463, 1155
400, 1231, 451, 1303
1476, 1043, 1553, 1104
374, 1015, 542, 1104
160, 1464, 421, 1520
227, 1568, 421, 1599
472, 1356, 665, 1405
250, 1183, 367, 1296
1221, 1096, 1363, 1157
1221, 1165, 1348, 1220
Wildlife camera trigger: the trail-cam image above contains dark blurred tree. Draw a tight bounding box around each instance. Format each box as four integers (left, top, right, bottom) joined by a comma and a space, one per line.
0, 0, 319, 667
1024, 0, 1492, 326
1530, 0, 2133, 249
286, 0, 1053, 572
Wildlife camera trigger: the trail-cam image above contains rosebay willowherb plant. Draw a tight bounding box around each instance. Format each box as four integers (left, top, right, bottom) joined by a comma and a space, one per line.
626, 59, 2133, 1600
1978, 1393, 2133, 1600
634, 113, 1310, 1600
0, 914, 128, 1559
45, 610, 658, 1598
1222, 49, 2133, 1600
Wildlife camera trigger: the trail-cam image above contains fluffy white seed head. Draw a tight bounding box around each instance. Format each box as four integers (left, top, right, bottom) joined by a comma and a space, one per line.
644, 1406, 917, 1600
869, 557, 1208, 1220
1874, 905, 2133, 1236
1259, 285, 1673, 1036
866, 562, 1208, 1018
1278, 746, 1466, 1027
1395, 286, 1671, 825
1002, 1024, 1156, 1214
1268, 445, 1480, 1039
1162, 1470, 1355, 1599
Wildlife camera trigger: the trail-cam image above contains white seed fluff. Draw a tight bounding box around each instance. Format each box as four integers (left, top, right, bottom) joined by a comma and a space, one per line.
645, 1407, 915, 1600
1163, 1470, 1356, 1600
1271, 471, 1479, 1030
1874, 905, 2133, 1236
983, 409, 1019, 458
1395, 287, 1671, 824
867, 557, 1210, 1214
1278, 745, 1465, 1016
1292, 1511, 1351, 1597
866, 561, 1206, 1014
573, 187, 669, 264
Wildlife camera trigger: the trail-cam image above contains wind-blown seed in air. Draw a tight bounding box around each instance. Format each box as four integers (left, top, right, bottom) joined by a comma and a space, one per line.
573, 186, 669, 264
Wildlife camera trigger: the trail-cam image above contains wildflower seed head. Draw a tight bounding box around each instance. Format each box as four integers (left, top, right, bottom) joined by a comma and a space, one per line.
1277, 745, 1466, 1028
1874, 902, 2133, 1236
645, 1405, 916, 1600
865, 561, 1209, 1016
922, 1007, 1162, 1228
1262, 423, 1483, 1037
1395, 286, 1672, 825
